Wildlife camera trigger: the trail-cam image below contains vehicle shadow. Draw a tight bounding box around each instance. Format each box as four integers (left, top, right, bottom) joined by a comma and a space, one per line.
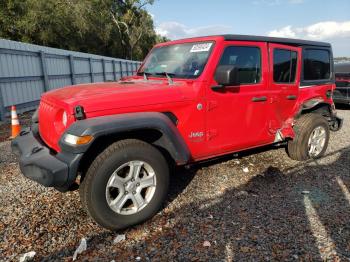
42, 147, 350, 261
162, 148, 349, 261
166, 143, 286, 207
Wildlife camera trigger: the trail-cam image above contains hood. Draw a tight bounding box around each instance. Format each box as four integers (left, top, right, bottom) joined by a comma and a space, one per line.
42, 79, 191, 114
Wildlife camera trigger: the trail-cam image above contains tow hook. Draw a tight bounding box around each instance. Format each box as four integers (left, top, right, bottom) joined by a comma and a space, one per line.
31, 146, 43, 154
20, 130, 30, 136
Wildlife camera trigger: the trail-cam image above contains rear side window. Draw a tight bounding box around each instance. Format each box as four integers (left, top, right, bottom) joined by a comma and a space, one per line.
273, 49, 297, 83
303, 49, 331, 80
218, 46, 261, 84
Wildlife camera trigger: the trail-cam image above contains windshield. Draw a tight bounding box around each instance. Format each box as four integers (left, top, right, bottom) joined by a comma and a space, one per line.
138, 41, 214, 79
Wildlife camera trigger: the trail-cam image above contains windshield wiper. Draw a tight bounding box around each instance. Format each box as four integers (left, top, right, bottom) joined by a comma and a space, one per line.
137, 71, 151, 80
143, 72, 152, 80
138, 71, 175, 85
154, 72, 175, 85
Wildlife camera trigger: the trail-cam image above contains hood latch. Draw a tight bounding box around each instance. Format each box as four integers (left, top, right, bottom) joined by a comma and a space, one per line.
74, 105, 86, 120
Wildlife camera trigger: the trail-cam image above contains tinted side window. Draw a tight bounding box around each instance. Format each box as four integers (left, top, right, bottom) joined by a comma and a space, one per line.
273, 49, 297, 83
303, 49, 330, 80
218, 46, 261, 84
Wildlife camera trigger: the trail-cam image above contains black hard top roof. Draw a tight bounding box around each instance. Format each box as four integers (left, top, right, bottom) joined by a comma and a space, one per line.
221, 34, 331, 47
335, 63, 350, 74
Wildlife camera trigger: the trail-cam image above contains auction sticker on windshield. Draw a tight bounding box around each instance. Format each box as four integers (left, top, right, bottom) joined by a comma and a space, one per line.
190, 43, 212, 53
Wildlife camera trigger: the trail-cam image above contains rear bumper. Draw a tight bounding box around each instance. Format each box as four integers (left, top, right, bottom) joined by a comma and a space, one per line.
333, 97, 350, 105
11, 127, 82, 191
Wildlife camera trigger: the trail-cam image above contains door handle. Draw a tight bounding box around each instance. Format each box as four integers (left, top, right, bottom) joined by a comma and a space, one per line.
286, 95, 297, 100
252, 96, 267, 102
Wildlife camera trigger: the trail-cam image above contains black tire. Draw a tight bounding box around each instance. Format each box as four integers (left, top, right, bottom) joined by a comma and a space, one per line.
287, 113, 330, 161
79, 139, 169, 230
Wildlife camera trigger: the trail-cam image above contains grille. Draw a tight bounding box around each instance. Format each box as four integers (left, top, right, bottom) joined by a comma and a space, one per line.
38, 100, 60, 152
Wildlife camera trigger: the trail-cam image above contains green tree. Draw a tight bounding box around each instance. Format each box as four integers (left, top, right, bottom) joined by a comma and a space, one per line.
110, 0, 157, 59
0, 0, 27, 40
0, 0, 167, 60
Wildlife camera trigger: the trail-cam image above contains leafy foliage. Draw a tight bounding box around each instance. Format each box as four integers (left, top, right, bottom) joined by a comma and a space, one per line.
0, 0, 168, 60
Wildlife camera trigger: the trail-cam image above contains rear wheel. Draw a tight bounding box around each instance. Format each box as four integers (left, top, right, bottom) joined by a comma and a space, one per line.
287, 113, 330, 161
80, 139, 169, 230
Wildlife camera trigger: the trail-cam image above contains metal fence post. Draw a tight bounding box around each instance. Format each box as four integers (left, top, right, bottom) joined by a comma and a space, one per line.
69, 55, 76, 85
102, 59, 106, 81
40, 51, 49, 92
113, 60, 117, 81
89, 58, 94, 83
119, 61, 123, 78
0, 91, 5, 121
126, 62, 129, 76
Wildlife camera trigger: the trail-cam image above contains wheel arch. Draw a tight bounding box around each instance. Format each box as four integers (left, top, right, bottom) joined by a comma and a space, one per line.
59, 112, 191, 176
297, 98, 333, 119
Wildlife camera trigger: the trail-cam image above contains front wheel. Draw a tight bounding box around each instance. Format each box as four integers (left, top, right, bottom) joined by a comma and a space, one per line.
79, 139, 169, 230
287, 113, 330, 161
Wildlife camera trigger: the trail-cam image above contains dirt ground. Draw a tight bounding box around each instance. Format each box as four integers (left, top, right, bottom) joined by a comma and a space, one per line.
0, 108, 349, 261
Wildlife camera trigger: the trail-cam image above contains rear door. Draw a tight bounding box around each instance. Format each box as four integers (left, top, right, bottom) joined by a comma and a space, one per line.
268, 44, 301, 133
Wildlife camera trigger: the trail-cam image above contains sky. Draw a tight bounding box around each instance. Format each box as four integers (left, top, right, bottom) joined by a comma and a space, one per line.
147, 0, 350, 57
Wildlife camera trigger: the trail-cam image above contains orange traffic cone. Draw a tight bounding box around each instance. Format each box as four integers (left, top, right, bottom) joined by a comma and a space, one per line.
10, 105, 21, 139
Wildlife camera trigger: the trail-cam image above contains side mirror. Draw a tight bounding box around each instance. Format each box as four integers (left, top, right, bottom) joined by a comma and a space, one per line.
214, 65, 239, 86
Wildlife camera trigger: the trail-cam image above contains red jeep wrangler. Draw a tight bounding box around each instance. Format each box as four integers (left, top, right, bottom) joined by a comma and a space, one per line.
12, 35, 343, 230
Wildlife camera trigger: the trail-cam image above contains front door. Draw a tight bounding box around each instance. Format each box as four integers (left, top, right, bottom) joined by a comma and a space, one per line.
205, 41, 273, 157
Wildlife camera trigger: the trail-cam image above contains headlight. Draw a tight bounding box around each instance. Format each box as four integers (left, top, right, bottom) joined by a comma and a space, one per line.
54, 110, 69, 133
63, 134, 93, 145
62, 111, 68, 127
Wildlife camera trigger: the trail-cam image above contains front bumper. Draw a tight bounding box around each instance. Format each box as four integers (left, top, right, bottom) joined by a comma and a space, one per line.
11, 127, 82, 191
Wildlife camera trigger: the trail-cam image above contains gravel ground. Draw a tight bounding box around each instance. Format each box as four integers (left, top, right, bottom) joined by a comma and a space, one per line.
0, 109, 349, 261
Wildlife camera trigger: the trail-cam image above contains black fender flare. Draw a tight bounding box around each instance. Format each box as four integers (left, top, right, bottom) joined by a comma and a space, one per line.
59, 112, 191, 165
296, 98, 332, 117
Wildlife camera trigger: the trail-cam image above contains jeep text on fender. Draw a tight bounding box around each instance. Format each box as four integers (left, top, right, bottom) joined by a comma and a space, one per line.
12, 35, 343, 230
